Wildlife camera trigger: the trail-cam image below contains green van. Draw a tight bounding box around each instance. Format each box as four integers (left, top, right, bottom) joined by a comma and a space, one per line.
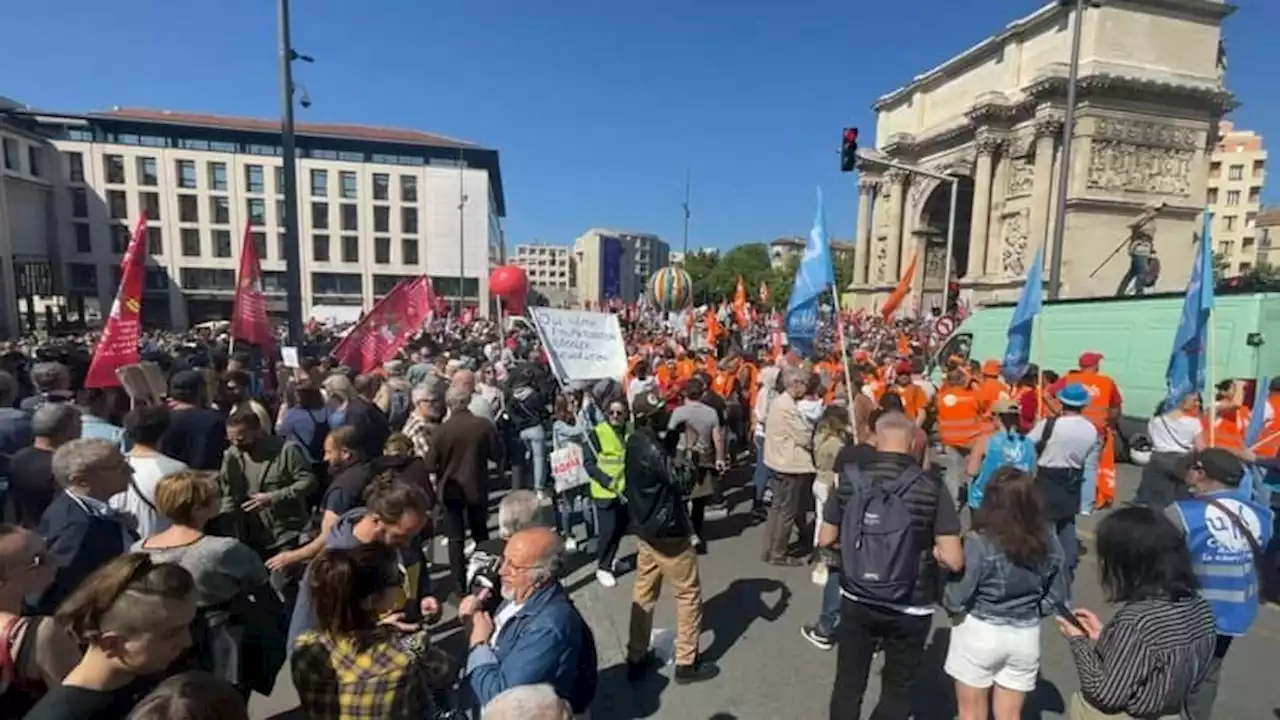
929, 290, 1280, 438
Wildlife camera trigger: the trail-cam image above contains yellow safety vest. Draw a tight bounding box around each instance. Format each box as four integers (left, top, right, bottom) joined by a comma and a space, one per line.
591, 422, 628, 500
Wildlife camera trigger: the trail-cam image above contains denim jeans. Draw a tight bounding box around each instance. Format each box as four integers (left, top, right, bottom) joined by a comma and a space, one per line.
1080, 434, 1103, 515
752, 436, 769, 507
517, 424, 549, 492
817, 569, 843, 636
555, 489, 596, 541
1054, 517, 1079, 601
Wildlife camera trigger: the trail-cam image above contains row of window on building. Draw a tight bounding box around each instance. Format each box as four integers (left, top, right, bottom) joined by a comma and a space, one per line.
64, 263, 477, 299
77, 152, 422, 203
1208, 160, 1266, 182
71, 186, 423, 234
65, 219, 423, 266
1208, 187, 1263, 207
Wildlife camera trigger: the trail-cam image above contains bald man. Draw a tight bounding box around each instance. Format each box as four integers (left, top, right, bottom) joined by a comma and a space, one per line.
481, 684, 573, 719
451, 368, 495, 423
461, 527, 597, 714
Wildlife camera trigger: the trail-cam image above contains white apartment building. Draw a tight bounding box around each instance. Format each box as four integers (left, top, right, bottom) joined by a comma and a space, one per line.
0, 103, 505, 331
1207, 120, 1266, 273
629, 232, 669, 287
511, 242, 571, 291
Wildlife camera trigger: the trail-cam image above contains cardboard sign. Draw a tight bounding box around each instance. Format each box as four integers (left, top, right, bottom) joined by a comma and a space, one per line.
530, 308, 627, 382
550, 444, 590, 493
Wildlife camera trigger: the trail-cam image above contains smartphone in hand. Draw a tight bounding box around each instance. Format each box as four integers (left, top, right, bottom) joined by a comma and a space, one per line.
1053, 597, 1089, 635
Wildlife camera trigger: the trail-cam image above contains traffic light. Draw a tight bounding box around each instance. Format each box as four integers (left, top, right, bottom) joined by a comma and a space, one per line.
946, 281, 960, 313
840, 127, 859, 173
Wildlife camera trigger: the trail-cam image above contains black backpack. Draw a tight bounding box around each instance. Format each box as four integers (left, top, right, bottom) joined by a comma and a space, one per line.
839, 464, 928, 605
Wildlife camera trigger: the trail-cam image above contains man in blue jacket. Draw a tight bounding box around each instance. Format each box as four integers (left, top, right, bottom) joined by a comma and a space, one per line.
1167, 448, 1274, 720
461, 526, 597, 714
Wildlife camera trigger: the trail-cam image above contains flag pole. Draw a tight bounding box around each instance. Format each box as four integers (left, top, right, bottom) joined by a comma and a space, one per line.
830, 283, 858, 419
1209, 307, 1217, 447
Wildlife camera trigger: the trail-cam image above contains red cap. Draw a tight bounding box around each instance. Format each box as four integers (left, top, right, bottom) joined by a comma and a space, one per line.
1079, 351, 1103, 368
895, 361, 914, 375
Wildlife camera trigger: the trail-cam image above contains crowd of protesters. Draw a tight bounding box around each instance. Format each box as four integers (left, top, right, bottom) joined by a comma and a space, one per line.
0, 302, 1270, 719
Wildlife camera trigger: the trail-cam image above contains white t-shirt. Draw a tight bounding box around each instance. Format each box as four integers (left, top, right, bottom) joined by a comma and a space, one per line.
1026, 414, 1099, 469
111, 452, 188, 540
1147, 412, 1202, 454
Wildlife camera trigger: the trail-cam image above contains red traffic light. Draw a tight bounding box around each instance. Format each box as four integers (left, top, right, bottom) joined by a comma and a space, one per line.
844, 128, 858, 143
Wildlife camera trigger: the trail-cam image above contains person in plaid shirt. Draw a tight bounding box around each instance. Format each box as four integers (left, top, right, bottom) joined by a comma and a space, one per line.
402, 384, 442, 460
291, 543, 455, 720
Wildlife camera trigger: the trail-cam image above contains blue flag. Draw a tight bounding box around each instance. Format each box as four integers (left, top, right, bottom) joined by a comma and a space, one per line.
1164, 210, 1216, 409
1241, 375, 1270, 501
785, 187, 835, 357
1001, 247, 1044, 383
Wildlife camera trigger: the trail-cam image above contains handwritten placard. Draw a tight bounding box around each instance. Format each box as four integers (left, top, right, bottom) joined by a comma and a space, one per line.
531, 308, 627, 381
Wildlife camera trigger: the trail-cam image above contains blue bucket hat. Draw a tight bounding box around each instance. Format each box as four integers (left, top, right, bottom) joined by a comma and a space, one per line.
1056, 382, 1091, 408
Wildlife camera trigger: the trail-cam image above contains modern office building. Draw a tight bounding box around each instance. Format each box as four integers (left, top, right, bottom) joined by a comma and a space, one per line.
629, 231, 670, 286
511, 242, 571, 291
1207, 120, 1266, 274
0, 102, 505, 331
572, 228, 639, 307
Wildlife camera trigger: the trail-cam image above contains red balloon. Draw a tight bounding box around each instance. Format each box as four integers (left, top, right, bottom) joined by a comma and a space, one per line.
489, 265, 528, 299
490, 265, 528, 315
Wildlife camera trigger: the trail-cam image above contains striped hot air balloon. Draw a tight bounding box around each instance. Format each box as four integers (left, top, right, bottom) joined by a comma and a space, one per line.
647, 266, 693, 311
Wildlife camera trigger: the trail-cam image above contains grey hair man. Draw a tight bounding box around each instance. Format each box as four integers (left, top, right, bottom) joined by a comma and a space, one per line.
34, 438, 136, 614
459, 527, 595, 713
761, 363, 817, 567
451, 368, 495, 423
20, 362, 72, 414
32, 403, 82, 449
481, 684, 574, 720
401, 383, 442, 459
497, 489, 546, 539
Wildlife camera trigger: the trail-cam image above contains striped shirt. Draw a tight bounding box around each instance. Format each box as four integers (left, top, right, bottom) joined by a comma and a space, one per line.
1067, 596, 1216, 717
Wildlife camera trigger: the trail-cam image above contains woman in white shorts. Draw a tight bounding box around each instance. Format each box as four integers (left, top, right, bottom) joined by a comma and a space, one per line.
943, 467, 1070, 720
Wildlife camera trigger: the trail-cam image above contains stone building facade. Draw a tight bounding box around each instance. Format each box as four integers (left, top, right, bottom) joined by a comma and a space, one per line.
848, 0, 1235, 310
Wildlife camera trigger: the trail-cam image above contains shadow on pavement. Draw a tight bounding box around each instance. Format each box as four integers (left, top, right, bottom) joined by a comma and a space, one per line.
700, 577, 792, 664
264, 710, 307, 720
910, 625, 1066, 720
594, 662, 670, 719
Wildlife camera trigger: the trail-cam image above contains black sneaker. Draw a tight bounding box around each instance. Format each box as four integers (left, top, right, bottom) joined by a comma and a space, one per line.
626, 651, 659, 683
674, 661, 720, 684
766, 555, 803, 567
800, 624, 834, 651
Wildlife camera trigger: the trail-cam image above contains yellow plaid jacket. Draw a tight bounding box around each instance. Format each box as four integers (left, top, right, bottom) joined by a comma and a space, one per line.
291, 627, 455, 720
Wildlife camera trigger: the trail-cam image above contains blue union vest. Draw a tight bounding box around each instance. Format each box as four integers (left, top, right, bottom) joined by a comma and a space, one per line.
968, 430, 1037, 509
1173, 492, 1274, 636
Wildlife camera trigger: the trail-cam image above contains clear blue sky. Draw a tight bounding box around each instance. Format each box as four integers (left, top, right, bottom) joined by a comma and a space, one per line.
6, 0, 1277, 252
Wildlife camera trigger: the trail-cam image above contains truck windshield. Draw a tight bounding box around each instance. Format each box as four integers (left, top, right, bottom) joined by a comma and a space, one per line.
931, 332, 973, 371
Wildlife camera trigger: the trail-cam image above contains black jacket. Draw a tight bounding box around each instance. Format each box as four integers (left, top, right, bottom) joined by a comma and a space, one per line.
35, 492, 131, 614
622, 427, 690, 542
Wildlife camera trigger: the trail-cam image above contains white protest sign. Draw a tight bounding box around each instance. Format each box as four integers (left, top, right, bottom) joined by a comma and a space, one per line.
530, 308, 627, 381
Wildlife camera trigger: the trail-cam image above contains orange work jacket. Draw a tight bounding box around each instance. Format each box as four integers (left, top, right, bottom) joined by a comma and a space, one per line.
1203, 406, 1247, 451
936, 386, 984, 448
1062, 370, 1118, 430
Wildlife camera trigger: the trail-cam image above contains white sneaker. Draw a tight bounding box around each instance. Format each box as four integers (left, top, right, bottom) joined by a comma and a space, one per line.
440, 537, 449, 546
464, 539, 477, 557
596, 569, 618, 588
691, 534, 704, 549
565, 537, 579, 553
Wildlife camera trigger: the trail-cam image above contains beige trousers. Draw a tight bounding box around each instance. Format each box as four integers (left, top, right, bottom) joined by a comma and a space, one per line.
626, 538, 704, 666
1069, 693, 1180, 720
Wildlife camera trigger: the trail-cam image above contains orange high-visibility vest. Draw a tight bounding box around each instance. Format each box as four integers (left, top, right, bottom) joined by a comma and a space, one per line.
1257, 394, 1280, 456
936, 386, 984, 448
977, 377, 1011, 415
889, 383, 928, 422
1204, 407, 1247, 451
1062, 370, 1117, 430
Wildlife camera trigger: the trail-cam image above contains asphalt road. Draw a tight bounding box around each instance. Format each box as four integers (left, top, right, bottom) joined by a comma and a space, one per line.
250, 463, 1280, 719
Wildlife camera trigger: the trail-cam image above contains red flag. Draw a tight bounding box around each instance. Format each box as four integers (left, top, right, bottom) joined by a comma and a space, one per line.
230, 222, 276, 354
460, 306, 476, 326
85, 213, 148, 388
332, 276, 436, 373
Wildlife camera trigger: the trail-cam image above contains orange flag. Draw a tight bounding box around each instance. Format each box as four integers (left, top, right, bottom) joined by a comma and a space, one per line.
879, 250, 919, 321
705, 309, 723, 348
1096, 429, 1117, 509
733, 276, 749, 328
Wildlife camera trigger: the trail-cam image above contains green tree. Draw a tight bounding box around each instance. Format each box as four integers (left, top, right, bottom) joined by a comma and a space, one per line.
680, 250, 719, 305
1213, 251, 1231, 278
703, 243, 774, 303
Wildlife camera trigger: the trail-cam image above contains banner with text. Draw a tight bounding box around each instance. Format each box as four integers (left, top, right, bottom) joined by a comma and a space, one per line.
530, 307, 627, 381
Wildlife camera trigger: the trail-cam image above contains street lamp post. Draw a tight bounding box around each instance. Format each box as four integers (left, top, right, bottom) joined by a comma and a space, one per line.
856, 149, 959, 312
457, 152, 468, 313
1047, 0, 1093, 299
277, 0, 312, 346
681, 168, 691, 255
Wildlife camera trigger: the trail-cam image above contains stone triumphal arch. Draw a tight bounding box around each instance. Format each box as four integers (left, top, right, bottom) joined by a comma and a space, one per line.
847, 0, 1235, 310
